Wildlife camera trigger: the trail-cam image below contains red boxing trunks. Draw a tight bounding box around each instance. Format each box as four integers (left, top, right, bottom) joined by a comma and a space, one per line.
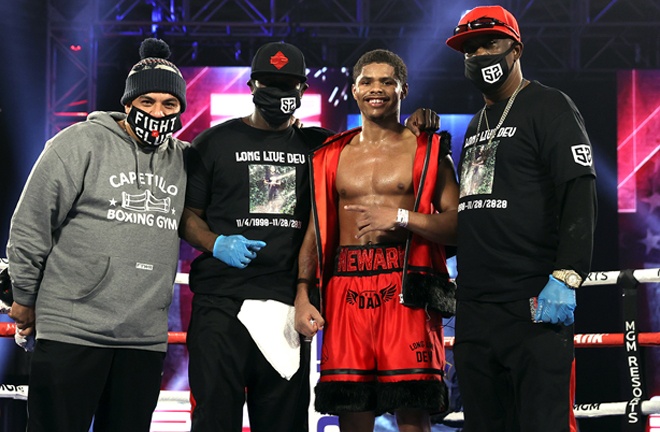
315, 244, 447, 414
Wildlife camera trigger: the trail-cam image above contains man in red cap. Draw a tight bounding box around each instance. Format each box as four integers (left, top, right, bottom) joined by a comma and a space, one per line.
445, 5, 597, 432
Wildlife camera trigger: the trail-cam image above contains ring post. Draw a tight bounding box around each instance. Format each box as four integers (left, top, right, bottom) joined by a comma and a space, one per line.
619, 269, 647, 431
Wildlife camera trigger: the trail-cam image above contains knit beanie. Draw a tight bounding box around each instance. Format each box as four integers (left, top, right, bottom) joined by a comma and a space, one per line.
121, 38, 187, 112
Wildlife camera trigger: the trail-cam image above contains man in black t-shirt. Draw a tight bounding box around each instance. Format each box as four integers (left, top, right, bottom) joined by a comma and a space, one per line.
445, 5, 597, 432
180, 41, 330, 432
179, 41, 439, 432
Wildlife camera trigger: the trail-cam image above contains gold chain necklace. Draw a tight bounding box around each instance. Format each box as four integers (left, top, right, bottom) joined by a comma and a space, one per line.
476, 79, 526, 146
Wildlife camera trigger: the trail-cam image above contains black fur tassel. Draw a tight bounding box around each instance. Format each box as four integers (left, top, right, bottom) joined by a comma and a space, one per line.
314, 380, 449, 417
0, 265, 13, 311
315, 381, 377, 414
401, 272, 456, 317
377, 380, 449, 415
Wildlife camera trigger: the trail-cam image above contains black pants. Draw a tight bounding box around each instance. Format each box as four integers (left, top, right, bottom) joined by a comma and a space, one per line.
187, 295, 310, 432
454, 299, 574, 432
27, 339, 165, 432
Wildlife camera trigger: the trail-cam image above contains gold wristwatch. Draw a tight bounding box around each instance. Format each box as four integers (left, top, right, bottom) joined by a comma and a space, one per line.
552, 269, 582, 289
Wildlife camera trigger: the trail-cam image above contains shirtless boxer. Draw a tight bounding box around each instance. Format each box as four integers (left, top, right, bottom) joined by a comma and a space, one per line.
295, 49, 459, 432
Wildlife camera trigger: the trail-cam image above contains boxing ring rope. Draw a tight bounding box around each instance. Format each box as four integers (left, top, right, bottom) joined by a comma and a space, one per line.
1, 263, 660, 426
0, 324, 659, 350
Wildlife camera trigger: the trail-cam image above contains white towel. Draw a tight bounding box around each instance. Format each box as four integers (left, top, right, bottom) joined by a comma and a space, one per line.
237, 299, 300, 380
14, 326, 35, 352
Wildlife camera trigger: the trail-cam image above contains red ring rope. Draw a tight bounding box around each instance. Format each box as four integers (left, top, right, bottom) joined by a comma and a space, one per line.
1, 323, 659, 348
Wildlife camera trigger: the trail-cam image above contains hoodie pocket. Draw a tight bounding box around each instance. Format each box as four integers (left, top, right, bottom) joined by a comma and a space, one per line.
68, 255, 175, 339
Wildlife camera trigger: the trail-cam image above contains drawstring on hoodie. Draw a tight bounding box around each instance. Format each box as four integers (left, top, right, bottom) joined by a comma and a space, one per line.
131, 140, 142, 190
129, 134, 163, 190
150, 146, 158, 174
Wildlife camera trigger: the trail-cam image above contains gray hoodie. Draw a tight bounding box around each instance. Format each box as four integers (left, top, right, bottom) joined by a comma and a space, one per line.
7, 111, 188, 352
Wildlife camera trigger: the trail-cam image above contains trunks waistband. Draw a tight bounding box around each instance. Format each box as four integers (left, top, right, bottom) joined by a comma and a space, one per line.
334, 244, 405, 276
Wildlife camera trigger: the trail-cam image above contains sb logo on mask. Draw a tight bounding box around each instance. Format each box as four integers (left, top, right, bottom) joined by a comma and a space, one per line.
481, 64, 504, 84
280, 97, 298, 114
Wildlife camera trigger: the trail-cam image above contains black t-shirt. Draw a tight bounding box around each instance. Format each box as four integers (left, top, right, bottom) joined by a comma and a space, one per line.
457, 81, 596, 302
185, 118, 333, 304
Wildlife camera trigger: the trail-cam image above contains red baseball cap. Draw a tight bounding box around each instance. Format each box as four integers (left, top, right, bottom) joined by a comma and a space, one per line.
446, 5, 521, 53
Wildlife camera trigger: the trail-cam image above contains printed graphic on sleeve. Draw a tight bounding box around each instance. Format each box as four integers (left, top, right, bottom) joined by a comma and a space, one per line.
571, 144, 593, 167
460, 141, 499, 198
248, 164, 297, 214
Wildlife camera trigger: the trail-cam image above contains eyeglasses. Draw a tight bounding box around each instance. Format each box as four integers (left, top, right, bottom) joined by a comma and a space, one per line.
453, 17, 520, 39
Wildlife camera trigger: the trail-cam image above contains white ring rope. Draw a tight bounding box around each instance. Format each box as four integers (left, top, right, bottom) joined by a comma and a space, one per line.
583, 268, 660, 286
4, 260, 660, 287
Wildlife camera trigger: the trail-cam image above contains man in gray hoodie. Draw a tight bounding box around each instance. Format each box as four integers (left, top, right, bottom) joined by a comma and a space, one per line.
7, 38, 188, 432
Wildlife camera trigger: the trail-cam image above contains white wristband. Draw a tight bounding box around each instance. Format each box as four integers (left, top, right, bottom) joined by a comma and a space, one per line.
396, 208, 409, 228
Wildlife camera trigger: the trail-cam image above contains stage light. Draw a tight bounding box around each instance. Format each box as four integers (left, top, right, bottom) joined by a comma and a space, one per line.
328, 86, 338, 103
69, 44, 82, 52
151, 2, 161, 36
234, 42, 241, 61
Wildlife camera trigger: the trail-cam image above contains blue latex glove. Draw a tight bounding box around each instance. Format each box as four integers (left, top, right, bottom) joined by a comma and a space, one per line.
213, 235, 266, 268
534, 275, 576, 326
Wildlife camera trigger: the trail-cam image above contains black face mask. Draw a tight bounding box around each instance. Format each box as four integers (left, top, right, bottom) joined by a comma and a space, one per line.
126, 106, 182, 147
464, 44, 516, 93
252, 86, 302, 127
